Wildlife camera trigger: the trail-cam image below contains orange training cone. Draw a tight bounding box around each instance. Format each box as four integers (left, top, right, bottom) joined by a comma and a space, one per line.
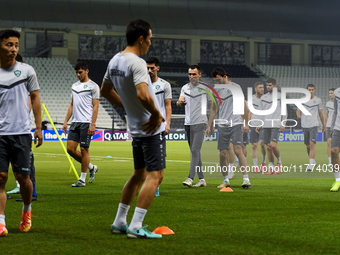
220, 187, 233, 192
152, 226, 175, 235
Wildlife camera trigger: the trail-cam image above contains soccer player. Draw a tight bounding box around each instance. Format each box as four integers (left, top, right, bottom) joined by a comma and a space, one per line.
146, 56, 172, 197
330, 87, 340, 191
178, 65, 209, 188
7, 54, 38, 202
249, 82, 267, 173
297, 84, 326, 171
62, 61, 99, 187
325, 88, 335, 166
257, 78, 284, 174
205, 67, 251, 189
0, 29, 43, 236
101, 19, 165, 238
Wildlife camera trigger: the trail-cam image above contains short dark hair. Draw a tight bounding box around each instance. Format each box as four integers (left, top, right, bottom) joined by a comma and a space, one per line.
329, 88, 335, 92
307, 84, 315, 89
15, 53, 23, 63
211, 67, 226, 78
126, 19, 151, 46
0, 29, 20, 41
225, 73, 232, 80
74, 61, 88, 71
267, 78, 276, 85
254, 82, 263, 89
146, 57, 159, 66
189, 65, 201, 73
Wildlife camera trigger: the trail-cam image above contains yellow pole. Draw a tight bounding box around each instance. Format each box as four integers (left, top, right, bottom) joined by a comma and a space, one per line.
42, 104, 79, 180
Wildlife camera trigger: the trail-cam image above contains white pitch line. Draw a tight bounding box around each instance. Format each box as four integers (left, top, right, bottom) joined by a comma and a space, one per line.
34, 152, 217, 164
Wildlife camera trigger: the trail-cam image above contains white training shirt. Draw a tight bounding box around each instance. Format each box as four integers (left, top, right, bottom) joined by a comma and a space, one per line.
261, 91, 286, 128
71, 79, 100, 123
331, 88, 340, 131
300, 96, 322, 128
103, 52, 165, 137
0, 61, 39, 135
152, 77, 172, 121
326, 100, 334, 128
249, 94, 263, 127
180, 83, 210, 125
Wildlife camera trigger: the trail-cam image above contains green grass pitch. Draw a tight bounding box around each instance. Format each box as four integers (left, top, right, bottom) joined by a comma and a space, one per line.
4, 140, 340, 254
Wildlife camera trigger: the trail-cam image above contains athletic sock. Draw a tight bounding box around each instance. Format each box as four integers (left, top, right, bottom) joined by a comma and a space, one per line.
129, 207, 147, 231
0, 215, 5, 226
277, 156, 281, 164
88, 163, 94, 170
23, 203, 31, 212
243, 174, 250, 182
309, 158, 314, 166
80, 172, 87, 182
113, 203, 130, 227
16, 180, 20, 189
252, 158, 258, 167
334, 172, 340, 182
262, 155, 267, 163
270, 162, 275, 170
329, 157, 332, 162
223, 176, 229, 182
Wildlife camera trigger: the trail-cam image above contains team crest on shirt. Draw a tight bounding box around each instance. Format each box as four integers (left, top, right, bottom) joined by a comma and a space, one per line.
314, 100, 316, 103
155, 85, 160, 90
84, 85, 88, 89
14, 70, 21, 77
227, 89, 231, 94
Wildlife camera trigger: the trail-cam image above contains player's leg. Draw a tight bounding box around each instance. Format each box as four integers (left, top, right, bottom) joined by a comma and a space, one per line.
16, 152, 37, 202
11, 135, 33, 232
183, 125, 193, 186
326, 128, 332, 165
191, 124, 207, 187
330, 130, 340, 191
250, 127, 259, 172
217, 128, 231, 187
269, 129, 282, 173
127, 132, 165, 238
0, 136, 10, 235
6, 172, 20, 195
260, 129, 267, 171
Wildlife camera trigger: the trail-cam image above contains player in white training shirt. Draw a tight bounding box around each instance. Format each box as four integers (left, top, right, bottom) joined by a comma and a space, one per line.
325, 88, 335, 166
146, 57, 172, 197
101, 19, 165, 239
249, 82, 267, 173
0, 30, 43, 236
297, 84, 326, 171
63, 61, 100, 187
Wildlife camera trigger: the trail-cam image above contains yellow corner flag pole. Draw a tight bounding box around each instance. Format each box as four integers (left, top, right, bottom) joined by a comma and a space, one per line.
41, 104, 79, 180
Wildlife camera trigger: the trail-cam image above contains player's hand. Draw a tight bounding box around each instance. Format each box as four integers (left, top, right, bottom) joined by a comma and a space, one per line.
255, 127, 260, 133
88, 124, 95, 136
322, 126, 326, 133
297, 115, 301, 120
165, 123, 170, 135
243, 124, 249, 134
34, 128, 43, 148
205, 127, 211, 137
142, 111, 165, 135
280, 126, 285, 132
331, 130, 333, 137
177, 100, 187, 106
62, 123, 68, 134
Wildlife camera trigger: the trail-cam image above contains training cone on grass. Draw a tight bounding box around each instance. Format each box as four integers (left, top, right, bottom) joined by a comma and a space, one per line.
152, 226, 175, 235
220, 187, 233, 192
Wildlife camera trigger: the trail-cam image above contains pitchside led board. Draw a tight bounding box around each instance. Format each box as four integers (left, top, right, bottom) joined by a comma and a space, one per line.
31, 130, 323, 142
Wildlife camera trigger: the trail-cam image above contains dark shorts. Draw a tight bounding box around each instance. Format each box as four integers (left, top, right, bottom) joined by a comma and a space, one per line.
263, 128, 280, 144
132, 132, 166, 171
68, 122, 92, 148
218, 124, 243, 151
326, 127, 331, 140
0, 134, 32, 175
243, 132, 249, 145
303, 127, 318, 145
250, 127, 264, 143
331, 130, 340, 148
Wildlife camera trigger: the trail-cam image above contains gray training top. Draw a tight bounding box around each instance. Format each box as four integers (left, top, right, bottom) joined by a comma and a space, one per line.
0, 61, 39, 135
300, 96, 322, 128
103, 52, 165, 137
331, 88, 340, 131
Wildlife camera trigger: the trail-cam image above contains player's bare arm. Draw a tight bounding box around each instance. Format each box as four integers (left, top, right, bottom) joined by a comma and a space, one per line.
296, 108, 301, 120
63, 99, 73, 134
100, 81, 124, 109
88, 99, 99, 136
165, 98, 172, 134
30, 90, 43, 147
136, 82, 164, 134
319, 109, 326, 133
206, 101, 217, 136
